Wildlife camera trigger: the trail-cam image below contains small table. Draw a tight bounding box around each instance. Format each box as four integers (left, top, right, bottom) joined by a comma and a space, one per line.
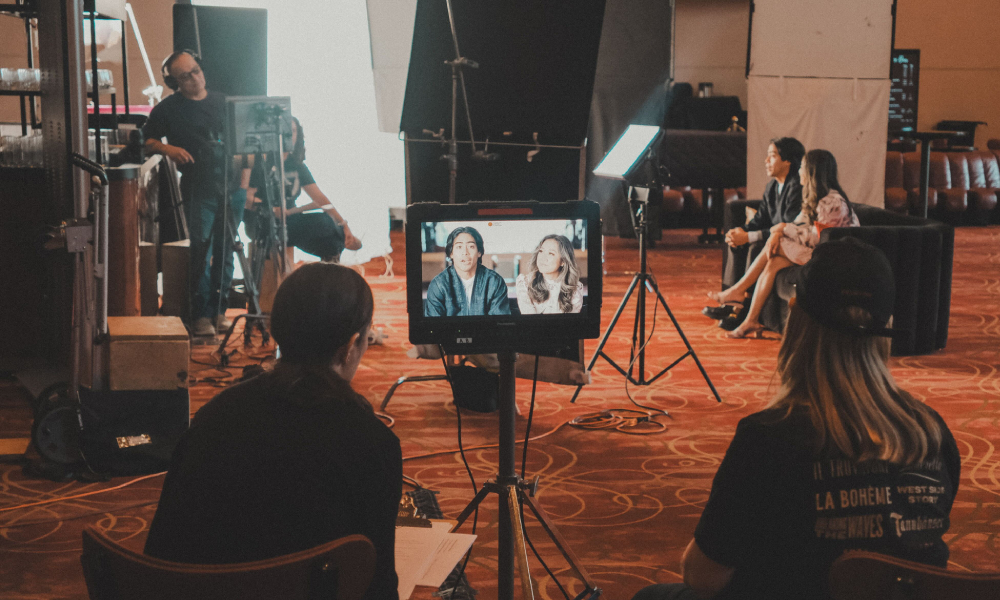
904, 131, 966, 218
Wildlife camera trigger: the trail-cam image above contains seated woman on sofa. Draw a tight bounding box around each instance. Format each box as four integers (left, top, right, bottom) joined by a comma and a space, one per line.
707, 149, 859, 339
635, 239, 959, 600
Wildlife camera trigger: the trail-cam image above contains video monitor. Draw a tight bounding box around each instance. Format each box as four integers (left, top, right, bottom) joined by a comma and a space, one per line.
406, 201, 602, 352
223, 96, 292, 156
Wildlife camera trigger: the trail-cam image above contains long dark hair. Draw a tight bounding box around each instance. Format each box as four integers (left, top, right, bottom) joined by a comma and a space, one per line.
525, 235, 580, 313
800, 149, 850, 223
287, 116, 306, 166
270, 263, 373, 366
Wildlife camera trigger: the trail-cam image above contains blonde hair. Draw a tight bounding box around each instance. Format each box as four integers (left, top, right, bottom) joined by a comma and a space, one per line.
771, 303, 942, 465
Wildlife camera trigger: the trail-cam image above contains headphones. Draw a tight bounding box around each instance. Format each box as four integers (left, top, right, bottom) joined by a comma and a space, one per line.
161, 49, 203, 92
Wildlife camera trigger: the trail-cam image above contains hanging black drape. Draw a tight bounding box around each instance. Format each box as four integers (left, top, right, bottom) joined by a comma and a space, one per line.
586, 0, 674, 237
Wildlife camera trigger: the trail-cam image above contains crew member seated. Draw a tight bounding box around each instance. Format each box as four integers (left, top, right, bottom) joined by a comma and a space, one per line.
424, 225, 510, 317
144, 263, 401, 600
634, 239, 960, 600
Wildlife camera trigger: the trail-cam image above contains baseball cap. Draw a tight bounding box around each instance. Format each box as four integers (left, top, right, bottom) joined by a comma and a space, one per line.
795, 238, 899, 338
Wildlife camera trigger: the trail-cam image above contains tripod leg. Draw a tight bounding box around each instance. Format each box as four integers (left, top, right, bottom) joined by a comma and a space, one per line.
646, 279, 722, 402
519, 490, 601, 592
570, 274, 642, 402
508, 486, 537, 600
453, 483, 493, 530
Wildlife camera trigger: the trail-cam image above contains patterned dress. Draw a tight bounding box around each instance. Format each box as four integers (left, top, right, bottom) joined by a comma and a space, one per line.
779, 190, 860, 265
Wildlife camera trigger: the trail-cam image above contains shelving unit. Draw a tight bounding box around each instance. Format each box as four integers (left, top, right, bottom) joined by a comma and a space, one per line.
1, 0, 131, 372
1, 0, 131, 161
0, 1, 40, 136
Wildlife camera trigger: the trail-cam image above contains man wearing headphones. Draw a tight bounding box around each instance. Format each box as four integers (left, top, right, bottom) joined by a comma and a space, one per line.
143, 51, 245, 336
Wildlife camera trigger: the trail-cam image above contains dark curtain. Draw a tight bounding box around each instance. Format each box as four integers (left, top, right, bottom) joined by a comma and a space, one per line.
586, 0, 674, 237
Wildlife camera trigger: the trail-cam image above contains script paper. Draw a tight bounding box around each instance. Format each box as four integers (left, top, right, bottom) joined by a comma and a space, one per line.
417, 531, 477, 587
395, 521, 477, 599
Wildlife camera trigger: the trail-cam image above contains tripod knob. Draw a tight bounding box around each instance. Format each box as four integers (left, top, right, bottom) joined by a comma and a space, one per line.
521, 475, 541, 497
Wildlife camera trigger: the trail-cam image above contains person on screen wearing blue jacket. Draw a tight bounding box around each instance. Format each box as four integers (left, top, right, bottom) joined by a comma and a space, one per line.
424, 226, 510, 317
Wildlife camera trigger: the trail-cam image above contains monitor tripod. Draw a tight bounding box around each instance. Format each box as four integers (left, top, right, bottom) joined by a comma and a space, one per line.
449, 350, 601, 600
570, 182, 721, 405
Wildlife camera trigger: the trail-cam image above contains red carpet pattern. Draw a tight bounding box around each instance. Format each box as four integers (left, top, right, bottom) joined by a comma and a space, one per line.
1, 227, 998, 600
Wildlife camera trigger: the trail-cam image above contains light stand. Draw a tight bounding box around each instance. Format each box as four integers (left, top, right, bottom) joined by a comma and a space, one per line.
441, 0, 484, 203
450, 350, 601, 600
571, 126, 721, 404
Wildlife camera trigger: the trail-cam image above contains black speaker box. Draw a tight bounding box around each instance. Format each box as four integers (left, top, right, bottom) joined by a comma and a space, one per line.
80, 387, 190, 475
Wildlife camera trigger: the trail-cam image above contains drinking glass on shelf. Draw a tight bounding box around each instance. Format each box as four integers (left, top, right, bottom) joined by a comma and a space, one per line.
1, 136, 14, 165
28, 132, 44, 167
98, 69, 113, 90
17, 68, 32, 91
0, 68, 16, 90
28, 68, 41, 92
2, 136, 23, 166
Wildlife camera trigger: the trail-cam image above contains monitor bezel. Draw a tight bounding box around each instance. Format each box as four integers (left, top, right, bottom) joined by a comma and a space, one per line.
405, 200, 603, 351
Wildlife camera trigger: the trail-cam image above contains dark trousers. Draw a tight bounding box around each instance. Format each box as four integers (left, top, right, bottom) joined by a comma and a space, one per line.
245, 209, 346, 262
631, 583, 700, 600
721, 239, 765, 289
286, 212, 346, 261
183, 187, 246, 321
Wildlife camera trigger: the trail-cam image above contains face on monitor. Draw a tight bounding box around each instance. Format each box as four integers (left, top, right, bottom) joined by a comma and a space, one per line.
406, 201, 602, 349
420, 219, 588, 318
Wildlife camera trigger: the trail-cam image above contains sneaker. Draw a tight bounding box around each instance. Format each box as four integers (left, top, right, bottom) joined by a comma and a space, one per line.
192, 317, 217, 337
216, 314, 233, 331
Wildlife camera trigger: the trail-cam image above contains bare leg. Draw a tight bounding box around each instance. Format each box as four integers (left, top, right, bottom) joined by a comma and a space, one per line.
730, 255, 794, 337
710, 249, 770, 304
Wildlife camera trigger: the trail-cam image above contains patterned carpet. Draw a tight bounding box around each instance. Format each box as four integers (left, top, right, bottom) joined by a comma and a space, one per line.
1, 226, 998, 600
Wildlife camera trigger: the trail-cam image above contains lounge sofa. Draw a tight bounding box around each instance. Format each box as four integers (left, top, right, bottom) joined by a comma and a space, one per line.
884, 150, 999, 224
723, 201, 953, 356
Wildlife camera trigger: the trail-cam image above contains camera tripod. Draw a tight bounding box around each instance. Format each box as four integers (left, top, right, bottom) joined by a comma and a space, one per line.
570, 188, 721, 404
214, 102, 291, 360
451, 351, 601, 600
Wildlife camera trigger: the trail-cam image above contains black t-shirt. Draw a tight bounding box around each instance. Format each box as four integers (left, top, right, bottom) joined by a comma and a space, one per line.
248, 157, 316, 209
144, 366, 402, 600
142, 90, 227, 186
694, 406, 960, 600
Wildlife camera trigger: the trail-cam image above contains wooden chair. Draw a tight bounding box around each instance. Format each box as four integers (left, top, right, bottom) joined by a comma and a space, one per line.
80, 526, 375, 600
829, 550, 1000, 600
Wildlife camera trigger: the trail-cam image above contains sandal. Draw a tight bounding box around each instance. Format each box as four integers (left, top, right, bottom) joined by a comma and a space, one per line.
702, 301, 744, 320
726, 322, 765, 339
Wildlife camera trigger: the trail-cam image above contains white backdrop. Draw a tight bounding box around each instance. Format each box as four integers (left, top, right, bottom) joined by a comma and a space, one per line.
749, 0, 894, 79
194, 0, 403, 265
747, 77, 890, 207
747, 0, 892, 208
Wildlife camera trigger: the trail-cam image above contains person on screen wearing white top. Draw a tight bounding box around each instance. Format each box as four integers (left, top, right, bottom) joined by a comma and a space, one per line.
515, 235, 584, 314
424, 226, 510, 317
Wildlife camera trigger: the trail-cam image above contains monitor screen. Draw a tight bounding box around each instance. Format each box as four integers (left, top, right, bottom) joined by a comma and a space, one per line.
406, 201, 602, 351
